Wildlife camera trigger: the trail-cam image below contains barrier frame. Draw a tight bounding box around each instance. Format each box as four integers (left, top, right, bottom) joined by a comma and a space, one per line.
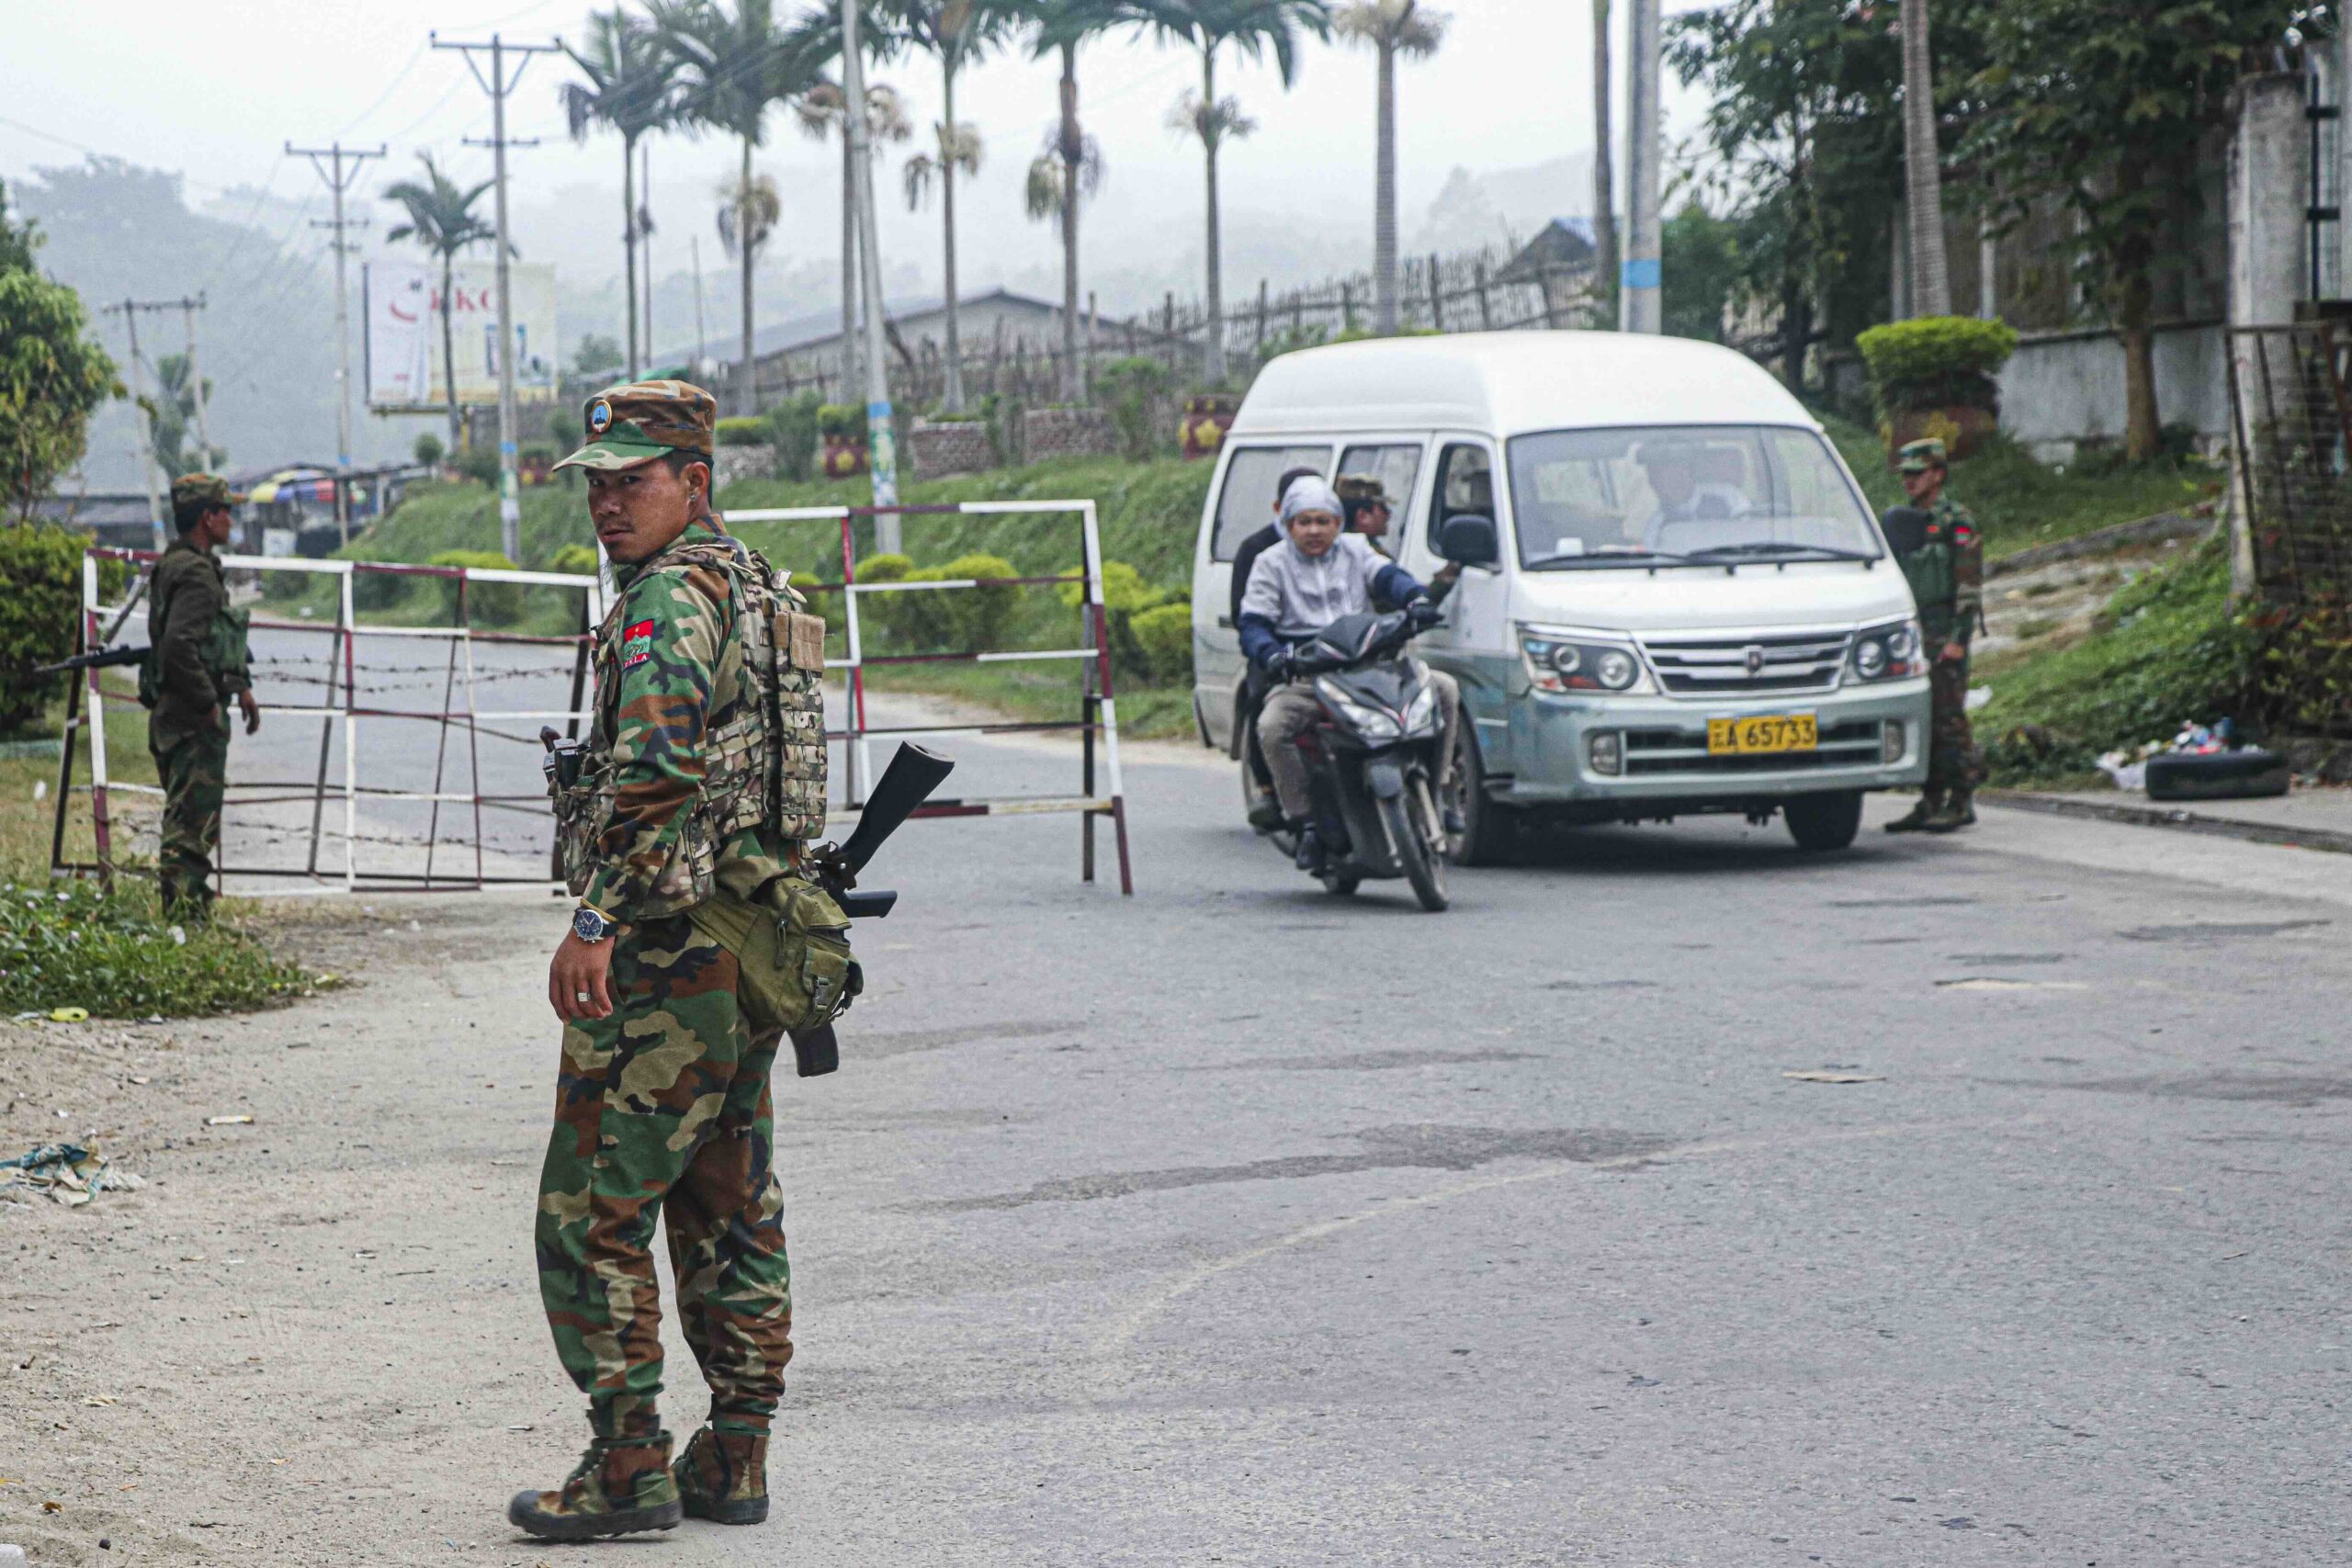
721, 499, 1134, 895
54, 548, 605, 895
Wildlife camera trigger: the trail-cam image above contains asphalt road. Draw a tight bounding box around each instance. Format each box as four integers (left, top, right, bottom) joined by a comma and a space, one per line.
8, 716, 2350, 1566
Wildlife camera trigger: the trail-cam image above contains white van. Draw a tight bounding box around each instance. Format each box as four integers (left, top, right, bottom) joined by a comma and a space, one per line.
1189, 332, 1931, 858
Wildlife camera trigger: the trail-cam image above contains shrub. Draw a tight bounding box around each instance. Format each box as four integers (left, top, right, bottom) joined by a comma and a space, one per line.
546, 542, 600, 579
716, 416, 769, 448
1130, 602, 1194, 684
906, 554, 1020, 651
0, 876, 315, 1017
1058, 559, 1177, 682
1094, 357, 1170, 461
427, 548, 522, 625
817, 402, 869, 442
767, 391, 823, 482
451, 445, 501, 486
1854, 316, 2019, 415
0, 524, 126, 736
845, 551, 913, 645
413, 432, 446, 467
350, 567, 408, 613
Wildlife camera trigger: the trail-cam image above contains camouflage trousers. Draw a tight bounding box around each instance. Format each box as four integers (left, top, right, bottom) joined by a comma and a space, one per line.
149, 721, 227, 916
536, 912, 794, 1439
1927, 654, 1982, 800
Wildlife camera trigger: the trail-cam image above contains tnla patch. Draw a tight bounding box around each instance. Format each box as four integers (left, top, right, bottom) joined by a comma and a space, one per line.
620, 618, 656, 670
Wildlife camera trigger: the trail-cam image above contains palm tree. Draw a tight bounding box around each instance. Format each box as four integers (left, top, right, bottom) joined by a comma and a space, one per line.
143, 353, 221, 478
1118, 0, 1333, 385
655, 0, 824, 412
383, 152, 496, 451
1591, 0, 1615, 317
1029, 0, 1125, 400
796, 78, 911, 400
1898, 0, 1951, 315
561, 8, 682, 379
877, 2, 1019, 412
1334, 2, 1446, 335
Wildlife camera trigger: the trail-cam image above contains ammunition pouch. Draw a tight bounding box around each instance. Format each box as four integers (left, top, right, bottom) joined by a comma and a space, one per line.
684, 879, 861, 1054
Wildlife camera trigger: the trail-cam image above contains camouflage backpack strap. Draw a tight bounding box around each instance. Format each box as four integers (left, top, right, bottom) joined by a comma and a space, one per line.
763, 565, 828, 843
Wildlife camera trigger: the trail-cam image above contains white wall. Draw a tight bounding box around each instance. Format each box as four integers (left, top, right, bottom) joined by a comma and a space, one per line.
1996, 322, 2230, 462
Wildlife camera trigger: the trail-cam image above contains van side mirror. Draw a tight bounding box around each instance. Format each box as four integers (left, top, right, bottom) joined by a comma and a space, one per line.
1438, 513, 1499, 568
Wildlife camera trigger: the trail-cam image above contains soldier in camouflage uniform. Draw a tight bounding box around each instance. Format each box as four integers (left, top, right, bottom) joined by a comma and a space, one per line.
141, 473, 258, 918
1883, 437, 1984, 834
514, 381, 842, 1542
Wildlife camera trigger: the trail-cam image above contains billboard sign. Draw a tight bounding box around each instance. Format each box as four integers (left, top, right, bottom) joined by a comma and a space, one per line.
364, 260, 558, 411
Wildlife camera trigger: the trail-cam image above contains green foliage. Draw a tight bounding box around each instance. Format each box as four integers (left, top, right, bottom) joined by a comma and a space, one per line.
1977, 539, 2254, 784
0, 177, 37, 274
413, 432, 446, 467
715, 415, 769, 448
350, 567, 409, 613
1855, 316, 2018, 413
451, 445, 501, 486
1661, 201, 1742, 344
766, 391, 822, 482
547, 542, 600, 578
2245, 595, 2352, 739
1129, 601, 1194, 684
0, 268, 121, 517
573, 333, 624, 377
1057, 559, 1188, 683
427, 549, 523, 625
0, 877, 315, 1017
0, 525, 126, 735
520, 442, 557, 467
1093, 356, 1171, 461
817, 402, 868, 441
855, 552, 913, 583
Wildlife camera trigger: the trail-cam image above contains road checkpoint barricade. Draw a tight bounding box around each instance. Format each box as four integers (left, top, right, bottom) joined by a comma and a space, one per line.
721, 499, 1135, 896
53, 548, 605, 894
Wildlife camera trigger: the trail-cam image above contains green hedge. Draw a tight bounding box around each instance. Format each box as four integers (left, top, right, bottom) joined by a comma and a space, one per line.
817, 403, 868, 441
766, 392, 822, 483
427, 548, 522, 625
547, 542, 599, 578
716, 416, 769, 448
1130, 602, 1193, 684
0, 524, 126, 737
1855, 316, 2019, 414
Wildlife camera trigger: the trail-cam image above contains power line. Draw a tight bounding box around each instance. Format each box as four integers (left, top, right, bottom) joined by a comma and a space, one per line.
288, 141, 387, 545
98, 299, 203, 550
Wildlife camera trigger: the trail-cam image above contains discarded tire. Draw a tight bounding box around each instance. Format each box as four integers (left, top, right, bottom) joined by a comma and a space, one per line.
2143, 749, 2290, 801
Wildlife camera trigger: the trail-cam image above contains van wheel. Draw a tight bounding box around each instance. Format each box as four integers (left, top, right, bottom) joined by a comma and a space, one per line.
1446, 726, 1521, 867
1784, 790, 1864, 852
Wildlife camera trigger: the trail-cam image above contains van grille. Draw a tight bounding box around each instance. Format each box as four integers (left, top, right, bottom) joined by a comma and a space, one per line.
1638, 629, 1850, 696
1621, 720, 1883, 776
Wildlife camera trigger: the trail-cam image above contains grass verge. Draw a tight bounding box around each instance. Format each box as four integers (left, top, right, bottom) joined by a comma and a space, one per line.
0, 875, 314, 1018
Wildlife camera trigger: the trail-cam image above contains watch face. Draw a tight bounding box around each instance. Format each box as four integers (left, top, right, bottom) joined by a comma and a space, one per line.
572, 908, 607, 942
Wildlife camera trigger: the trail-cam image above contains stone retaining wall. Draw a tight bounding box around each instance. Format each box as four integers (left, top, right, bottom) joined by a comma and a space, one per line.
910, 420, 994, 479
1023, 406, 1116, 462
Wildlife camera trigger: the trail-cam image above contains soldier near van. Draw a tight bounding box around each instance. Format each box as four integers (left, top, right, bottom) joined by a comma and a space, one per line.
1337, 472, 1395, 555
1882, 437, 1984, 834
141, 473, 258, 919
516, 380, 847, 1542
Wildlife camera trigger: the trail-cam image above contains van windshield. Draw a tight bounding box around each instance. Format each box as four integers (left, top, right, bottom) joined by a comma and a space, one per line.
1504, 425, 1882, 569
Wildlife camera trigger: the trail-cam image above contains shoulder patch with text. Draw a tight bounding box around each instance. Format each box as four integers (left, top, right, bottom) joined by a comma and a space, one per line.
620, 618, 656, 670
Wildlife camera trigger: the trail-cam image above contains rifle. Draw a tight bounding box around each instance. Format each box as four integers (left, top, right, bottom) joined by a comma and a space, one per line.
808, 742, 956, 919
31, 645, 147, 680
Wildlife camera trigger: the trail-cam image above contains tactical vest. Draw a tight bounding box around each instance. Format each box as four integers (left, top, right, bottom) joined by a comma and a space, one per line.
137, 558, 251, 712
1894, 504, 1966, 642
553, 534, 828, 914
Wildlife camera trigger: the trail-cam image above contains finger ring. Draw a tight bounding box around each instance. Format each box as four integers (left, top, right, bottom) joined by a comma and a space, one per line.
574, 991, 591, 1003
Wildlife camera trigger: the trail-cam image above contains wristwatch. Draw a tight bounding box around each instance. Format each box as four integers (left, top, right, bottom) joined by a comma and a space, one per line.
571, 905, 615, 944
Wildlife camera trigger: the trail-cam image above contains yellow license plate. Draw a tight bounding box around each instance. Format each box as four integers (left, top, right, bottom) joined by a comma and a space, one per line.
1707, 714, 1818, 755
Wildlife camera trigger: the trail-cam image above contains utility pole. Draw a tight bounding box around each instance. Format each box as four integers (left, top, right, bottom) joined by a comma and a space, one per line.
178, 295, 213, 467
434, 32, 559, 563
288, 141, 385, 544
641, 143, 655, 370
691, 233, 708, 373
1620, 0, 1662, 333
102, 300, 165, 551
841, 0, 901, 552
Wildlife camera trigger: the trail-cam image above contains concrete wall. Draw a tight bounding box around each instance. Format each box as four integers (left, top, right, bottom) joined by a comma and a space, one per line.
1997, 321, 2231, 461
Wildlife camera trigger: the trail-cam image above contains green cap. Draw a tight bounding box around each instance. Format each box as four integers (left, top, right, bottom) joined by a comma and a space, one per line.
1335, 472, 1391, 508
555, 378, 717, 471
1896, 437, 1948, 475
171, 472, 232, 512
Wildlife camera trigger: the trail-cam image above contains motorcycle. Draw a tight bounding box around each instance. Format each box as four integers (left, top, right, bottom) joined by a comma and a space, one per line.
1253, 604, 1452, 912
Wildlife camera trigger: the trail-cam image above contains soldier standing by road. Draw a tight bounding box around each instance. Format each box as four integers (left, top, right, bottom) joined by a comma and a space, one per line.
140, 473, 258, 919
1882, 437, 1984, 834
514, 380, 846, 1542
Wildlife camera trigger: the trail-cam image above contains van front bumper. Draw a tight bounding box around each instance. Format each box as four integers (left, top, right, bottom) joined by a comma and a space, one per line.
1494, 681, 1931, 806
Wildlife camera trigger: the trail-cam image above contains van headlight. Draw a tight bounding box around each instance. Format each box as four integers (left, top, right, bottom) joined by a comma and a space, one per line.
1849, 618, 1922, 682
1519, 626, 1653, 695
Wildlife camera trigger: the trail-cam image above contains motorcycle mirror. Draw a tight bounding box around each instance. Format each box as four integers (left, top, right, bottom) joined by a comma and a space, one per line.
1438, 513, 1499, 567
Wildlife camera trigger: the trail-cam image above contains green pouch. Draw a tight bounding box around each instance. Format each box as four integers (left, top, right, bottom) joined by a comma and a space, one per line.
686, 879, 858, 1038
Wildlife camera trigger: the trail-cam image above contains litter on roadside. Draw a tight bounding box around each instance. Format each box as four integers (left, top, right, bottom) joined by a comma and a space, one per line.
205, 1115, 254, 1127
0, 1143, 143, 1206
1783, 1069, 1885, 1084
2097, 717, 2290, 800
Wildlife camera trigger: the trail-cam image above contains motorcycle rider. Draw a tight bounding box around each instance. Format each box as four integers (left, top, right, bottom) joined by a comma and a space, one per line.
1233, 464, 1326, 832
1238, 476, 1464, 870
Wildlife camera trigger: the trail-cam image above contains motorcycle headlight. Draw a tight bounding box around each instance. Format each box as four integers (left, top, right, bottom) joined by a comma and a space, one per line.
1849, 618, 1923, 682
1519, 627, 1652, 695
1403, 685, 1438, 736
1316, 677, 1401, 740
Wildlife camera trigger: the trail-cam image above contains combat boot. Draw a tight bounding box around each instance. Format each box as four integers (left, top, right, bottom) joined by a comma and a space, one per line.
673, 1422, 770, 1525
508, 1428, 682, 1541
1921, 793, 1976, 834
1883, 793, 1940, 833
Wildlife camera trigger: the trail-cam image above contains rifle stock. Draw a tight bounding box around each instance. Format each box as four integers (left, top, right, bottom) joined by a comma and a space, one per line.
816, 743, 953, 919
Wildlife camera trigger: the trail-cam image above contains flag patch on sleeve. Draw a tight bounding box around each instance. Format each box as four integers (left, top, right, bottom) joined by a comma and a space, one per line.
620, 619, 655, 670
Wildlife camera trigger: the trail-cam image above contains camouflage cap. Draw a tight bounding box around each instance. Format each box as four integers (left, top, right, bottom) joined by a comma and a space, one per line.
171, 472, 232, 512
1334, 473, 1392, 508
1896, 436, 1948, 474
554, 379, 717, 471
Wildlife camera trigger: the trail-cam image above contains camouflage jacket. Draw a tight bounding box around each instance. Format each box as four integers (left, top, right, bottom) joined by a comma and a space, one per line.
565, 518, 827, 923
144, 538, 251, 750
1893, 494, 1983, 648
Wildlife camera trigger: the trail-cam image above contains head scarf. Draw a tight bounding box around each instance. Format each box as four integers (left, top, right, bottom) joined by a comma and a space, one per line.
1280, 475, 1344, 530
